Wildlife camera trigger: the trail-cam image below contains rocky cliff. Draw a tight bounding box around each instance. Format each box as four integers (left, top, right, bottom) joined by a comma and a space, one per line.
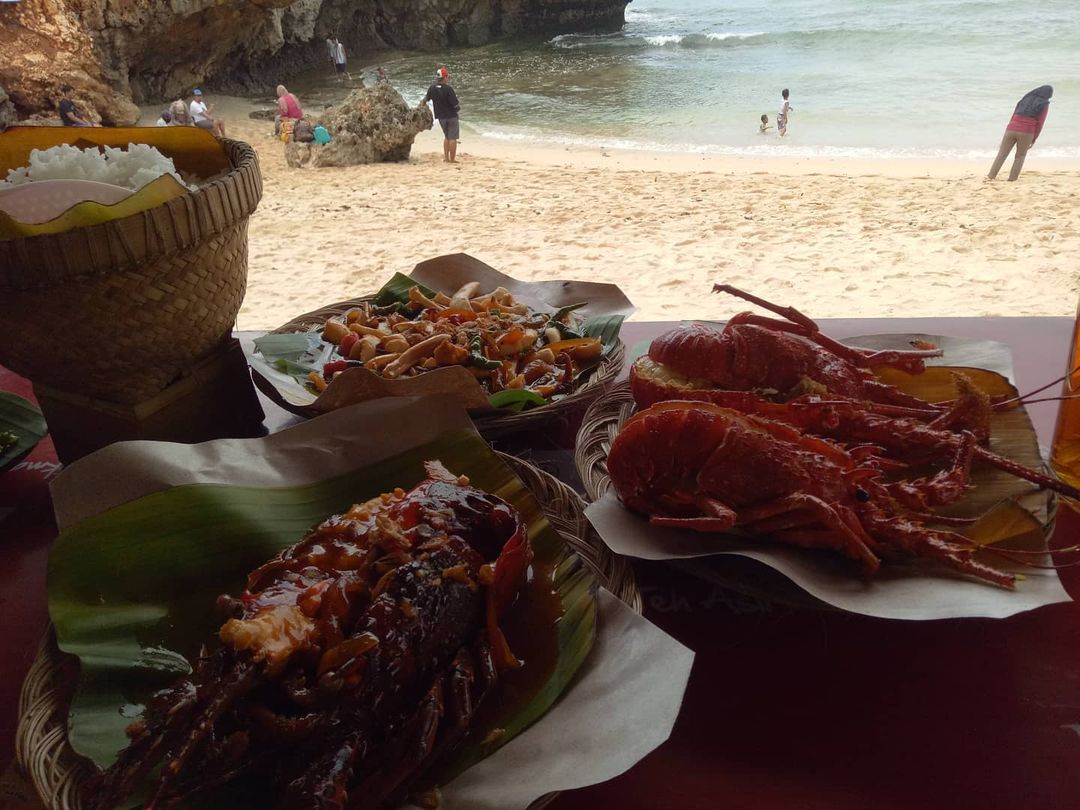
0, 0, 628, 126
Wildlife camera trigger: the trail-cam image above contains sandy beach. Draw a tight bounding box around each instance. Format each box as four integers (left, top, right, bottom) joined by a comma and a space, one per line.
185, 98, 1080, 331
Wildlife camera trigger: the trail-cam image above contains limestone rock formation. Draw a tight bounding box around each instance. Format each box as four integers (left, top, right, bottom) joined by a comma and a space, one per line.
0, 0, 142, 125
1, 1, 628, 124
0, 86, 17, 132
284, 82, 433, 167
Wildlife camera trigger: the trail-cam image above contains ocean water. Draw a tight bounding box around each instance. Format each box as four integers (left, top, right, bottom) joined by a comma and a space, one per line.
364, 0, 1080, 159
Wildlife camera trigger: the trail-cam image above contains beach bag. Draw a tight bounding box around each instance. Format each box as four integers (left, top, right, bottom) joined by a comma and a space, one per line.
279, 119, 295, 143
313, 126, 331, 145
293, 119, 314, 143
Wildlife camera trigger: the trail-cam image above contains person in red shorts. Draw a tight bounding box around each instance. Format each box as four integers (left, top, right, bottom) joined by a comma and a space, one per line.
987, 85, 1053, 181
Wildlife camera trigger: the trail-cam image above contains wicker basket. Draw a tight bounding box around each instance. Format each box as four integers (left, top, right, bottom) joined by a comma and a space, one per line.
15, 453, 641, 810
254, 295, 626, 437
0, 128, 262, 405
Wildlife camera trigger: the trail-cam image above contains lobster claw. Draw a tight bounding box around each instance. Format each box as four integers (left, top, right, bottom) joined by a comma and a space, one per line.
485, 519, 532, 673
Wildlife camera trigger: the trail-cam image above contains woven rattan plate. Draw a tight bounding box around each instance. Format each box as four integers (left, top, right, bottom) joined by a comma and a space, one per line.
16, 453, 641, 810
251, 295, 626, 438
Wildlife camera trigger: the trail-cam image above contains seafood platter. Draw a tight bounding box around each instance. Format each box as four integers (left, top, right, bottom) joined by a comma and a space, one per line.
21, 397, 691, 810
248, 254, 633, 435
578, 285, 1074, 619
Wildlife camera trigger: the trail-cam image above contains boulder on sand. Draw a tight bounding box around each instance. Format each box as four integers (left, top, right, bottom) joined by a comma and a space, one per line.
284, 82, 433, 168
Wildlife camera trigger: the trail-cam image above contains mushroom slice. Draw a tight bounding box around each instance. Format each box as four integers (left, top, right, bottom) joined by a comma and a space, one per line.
382, 334, 450, 378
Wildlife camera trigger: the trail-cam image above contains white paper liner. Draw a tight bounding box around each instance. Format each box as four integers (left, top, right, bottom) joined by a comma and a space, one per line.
585, 491, 1069, 620
422, 589, 692, 809
50, 396, 694, 807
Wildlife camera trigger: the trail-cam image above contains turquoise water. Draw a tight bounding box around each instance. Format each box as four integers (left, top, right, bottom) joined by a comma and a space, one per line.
368, 0, 1080, 158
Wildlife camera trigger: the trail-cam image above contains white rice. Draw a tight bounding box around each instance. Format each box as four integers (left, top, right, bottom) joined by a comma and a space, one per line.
0, 143, 197, 191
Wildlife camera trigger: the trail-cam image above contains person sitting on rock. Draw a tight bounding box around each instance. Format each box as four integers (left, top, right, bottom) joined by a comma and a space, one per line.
275, 85, 303, 135
168, 95, 191, 126
155, 110, 172, 126
422, 67, 461, 163
189, 89, 226, 137
58, 84, 91, 127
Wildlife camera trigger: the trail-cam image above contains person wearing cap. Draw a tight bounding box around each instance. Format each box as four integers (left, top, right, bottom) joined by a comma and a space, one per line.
189, 89, 226, 138
422, 67, 461, 163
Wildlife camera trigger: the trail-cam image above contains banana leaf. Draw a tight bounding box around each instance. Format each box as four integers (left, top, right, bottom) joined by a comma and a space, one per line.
48, 425, 597, 804
0, 174, 188, 241
0, 126, 229, 178
0, 391, 47, 472
488, 389, 548, 412
372, 272, 437, 308
582, 314, 625, 355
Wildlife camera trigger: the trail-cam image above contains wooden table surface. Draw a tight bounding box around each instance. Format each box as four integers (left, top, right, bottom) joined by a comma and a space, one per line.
2, 317, 1078, 810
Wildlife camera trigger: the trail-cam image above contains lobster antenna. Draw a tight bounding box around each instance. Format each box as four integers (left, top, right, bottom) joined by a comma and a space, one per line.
984, 548, 1080, 569
995, 365, 1080, 409
1003, 394, 1080, 407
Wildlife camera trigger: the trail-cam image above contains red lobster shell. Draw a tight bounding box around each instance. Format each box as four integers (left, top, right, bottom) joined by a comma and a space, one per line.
89, 462, 532, 810
607, 401, 1016, 588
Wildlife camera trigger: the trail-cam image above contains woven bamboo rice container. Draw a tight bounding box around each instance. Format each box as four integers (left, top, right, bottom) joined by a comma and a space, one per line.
0, 127, 262, 404
16, 453, 640, 809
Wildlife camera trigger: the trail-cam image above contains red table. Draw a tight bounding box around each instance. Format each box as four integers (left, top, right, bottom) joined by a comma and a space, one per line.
2, 318, 1078, 810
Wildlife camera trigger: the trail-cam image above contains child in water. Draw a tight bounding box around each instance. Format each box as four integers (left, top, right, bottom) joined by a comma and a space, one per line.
777, 88, 793, 136
758, 114, 772, 134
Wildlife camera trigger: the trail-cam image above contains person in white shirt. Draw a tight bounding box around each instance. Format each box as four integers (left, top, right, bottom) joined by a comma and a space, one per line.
188, 88, 226, 137
155, 111, 171, 127
777, 88, 793, 137
332, 38, 350, 82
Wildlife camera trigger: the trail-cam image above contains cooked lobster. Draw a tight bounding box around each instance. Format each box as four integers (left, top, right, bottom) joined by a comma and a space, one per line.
89, 462, 532, 810
607, 401, 1017, 587
645, 285, 946, 410
632, 359, 1080, 503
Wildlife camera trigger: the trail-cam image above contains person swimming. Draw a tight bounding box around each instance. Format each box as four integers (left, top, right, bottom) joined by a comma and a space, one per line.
759, 113, 772, 134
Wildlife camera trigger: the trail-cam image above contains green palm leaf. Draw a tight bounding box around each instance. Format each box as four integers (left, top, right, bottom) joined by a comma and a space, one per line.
0, 391, 47, 471
48, 428, 597, 804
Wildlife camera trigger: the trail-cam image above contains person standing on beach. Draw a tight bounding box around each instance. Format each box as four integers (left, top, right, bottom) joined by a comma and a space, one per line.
423, 67, 461, 163
987, 85, 1053, 181
332, 38, 350, 83
777, 88, 793, 136
58, 85, 91, 127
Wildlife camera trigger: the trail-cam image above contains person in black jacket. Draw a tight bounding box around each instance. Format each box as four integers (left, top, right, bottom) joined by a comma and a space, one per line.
58, 84, 91, 127
422, 67, 461, 163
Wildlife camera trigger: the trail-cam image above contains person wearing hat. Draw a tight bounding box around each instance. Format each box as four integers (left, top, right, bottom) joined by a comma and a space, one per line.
422, 67, 461, 163
189, 88, 226, 137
